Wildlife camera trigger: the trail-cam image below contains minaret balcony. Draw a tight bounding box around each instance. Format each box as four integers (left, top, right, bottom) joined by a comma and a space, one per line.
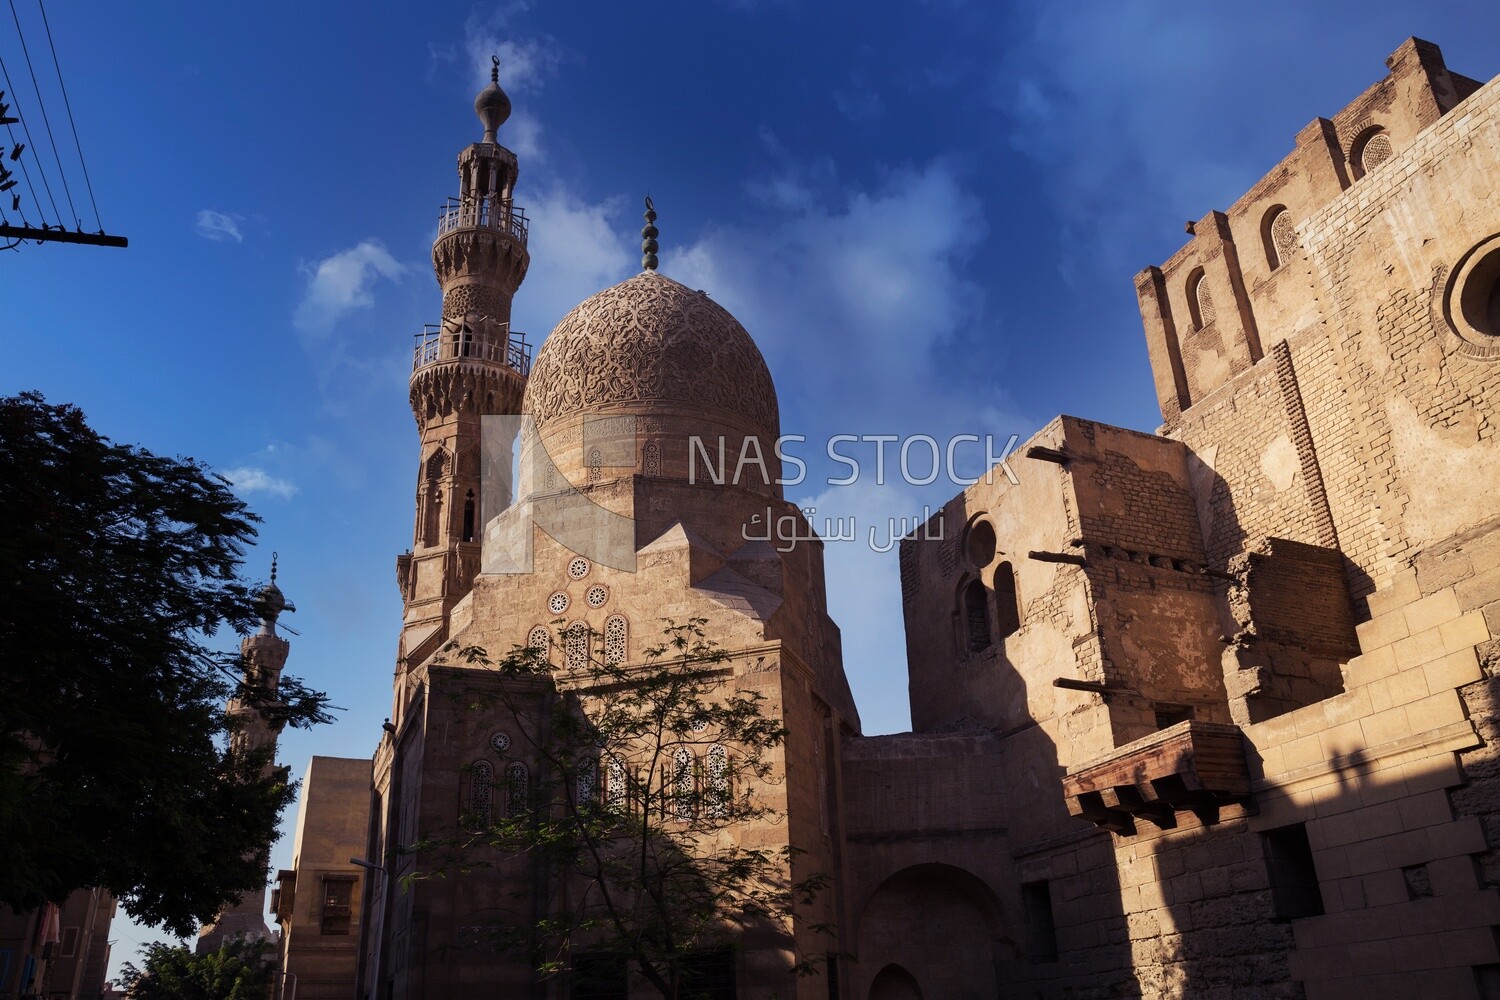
412, 318, 532, 376
437, 196, 529, 247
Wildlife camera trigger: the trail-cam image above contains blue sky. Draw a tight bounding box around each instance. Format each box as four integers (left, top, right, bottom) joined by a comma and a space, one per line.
5, 0, 1498, 977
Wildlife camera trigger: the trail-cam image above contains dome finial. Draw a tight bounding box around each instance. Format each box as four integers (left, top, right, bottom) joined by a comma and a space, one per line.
254, 553, 293, 637
641, 196, 659, 272
474, 53, 512, 144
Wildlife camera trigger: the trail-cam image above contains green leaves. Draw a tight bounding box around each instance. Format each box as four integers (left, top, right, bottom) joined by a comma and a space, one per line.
418, 618, 824, 997
118, 937, 276, 1000
0, 392, 333, 935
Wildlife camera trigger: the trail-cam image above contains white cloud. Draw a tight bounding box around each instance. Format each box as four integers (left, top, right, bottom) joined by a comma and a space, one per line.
510, 186, 636, 336
293, 240, 407, 335
220, 466, 298, 499
195, 209, 243, 243
833, 82, 884, 122
658, 154, 1038, 732
664, 159, 1008, 438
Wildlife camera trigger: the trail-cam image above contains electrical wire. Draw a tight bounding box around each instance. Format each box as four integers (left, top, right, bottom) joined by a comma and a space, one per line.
0, 50, 54, 225
6, 0, 75, 227
35, 0, 99, 230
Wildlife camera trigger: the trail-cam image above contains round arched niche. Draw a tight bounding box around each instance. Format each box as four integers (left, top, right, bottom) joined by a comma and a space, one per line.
855, 863, 1008, 999
1441, 233, 1500, 361
869, 964, 922, 1000
964, 517, 997, 569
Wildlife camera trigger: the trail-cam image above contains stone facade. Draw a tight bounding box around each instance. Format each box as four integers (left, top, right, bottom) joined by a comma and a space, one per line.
867, 36, 1500, 1000
272, 756, 370, 1000
0, 889, 114, 1000
278, 35, 1500, 1000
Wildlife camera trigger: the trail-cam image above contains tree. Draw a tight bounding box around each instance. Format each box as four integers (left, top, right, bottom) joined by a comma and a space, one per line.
416, 618, 828, 999
0, 392, 332, 935
118, 937, 276, 1000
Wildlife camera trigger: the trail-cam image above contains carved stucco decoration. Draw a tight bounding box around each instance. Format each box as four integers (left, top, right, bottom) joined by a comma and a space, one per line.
523, 272, 780, 441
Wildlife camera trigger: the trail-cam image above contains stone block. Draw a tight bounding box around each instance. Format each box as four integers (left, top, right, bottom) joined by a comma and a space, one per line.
1391, 627, 1446, 672
1401, 754, 1464, 795
1358, 611, 1411, 652
1455, 564, 1500, 611
1439, 924, 1500, 966
1406, 690, 1466, 732
1363, 868, 1410, 907
1347, 645, 1398, 687
1398, 789, 1455, 831
1320, 720, 1367, 761
1403, 589, 1461, 634
1361, 706, 1412, 748
1422, 647, 1483, 692
1427, 855, 1481, 895
1285, 733, 1327, 770
1439, 613, 1491, 654
1367, 572, 1422, 618
1428, 816, 1488, 860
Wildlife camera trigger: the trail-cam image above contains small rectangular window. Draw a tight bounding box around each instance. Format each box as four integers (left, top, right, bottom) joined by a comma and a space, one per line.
59, 927, 79, 958
321, 876, 356, 935
1263, 823, 1324, 919
681, 948, 736, 1000
0, 949, 12, 991
1022, 880, 1058, 963
1154, 704, 1193, 729
572, 953, 627, 1000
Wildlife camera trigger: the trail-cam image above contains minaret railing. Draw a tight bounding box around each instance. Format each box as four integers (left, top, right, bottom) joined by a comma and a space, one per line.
413, 319, 531, 376
437, 196, 529, 244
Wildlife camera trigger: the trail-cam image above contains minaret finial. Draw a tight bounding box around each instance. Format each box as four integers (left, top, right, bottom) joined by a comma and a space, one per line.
270, 551, 278, 584
474, 54, 511, 144
641, 196, 659, 272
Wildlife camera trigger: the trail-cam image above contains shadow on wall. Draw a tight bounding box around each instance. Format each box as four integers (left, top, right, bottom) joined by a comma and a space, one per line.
844, 722, 1144, 999
1110, 685, 1500, 1000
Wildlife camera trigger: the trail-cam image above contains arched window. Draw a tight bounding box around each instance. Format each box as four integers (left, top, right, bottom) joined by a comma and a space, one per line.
604, 615, 628, 667
505, 761, 529, 817
462, 491, 477, 543
606, 754, 629, 812
565, 621, 590, 671
963, 579, 991, 653
993, 562, 1021, 640
705, 745, 729, 819
422, 488, 443, 548
1186, 268, 1213, 330
672, 747, 695, 820
1263, 206, 1296, 270
576, 758, 597, 806
470, 760, 493, 824
527, 625, 551, 661
421, 449, 449, 548
1351, 125, 1393, 179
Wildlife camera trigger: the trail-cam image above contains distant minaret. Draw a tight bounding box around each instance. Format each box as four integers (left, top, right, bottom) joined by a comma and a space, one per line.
196, 557, 295, 953
397, 55, 531, 700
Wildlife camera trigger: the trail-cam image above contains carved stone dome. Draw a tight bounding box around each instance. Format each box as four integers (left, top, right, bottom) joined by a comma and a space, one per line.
523, 271, 780, 440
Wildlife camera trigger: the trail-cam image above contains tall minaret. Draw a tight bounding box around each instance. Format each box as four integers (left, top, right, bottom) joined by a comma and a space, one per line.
196, 558, 294, 953
397, 56, 531, 692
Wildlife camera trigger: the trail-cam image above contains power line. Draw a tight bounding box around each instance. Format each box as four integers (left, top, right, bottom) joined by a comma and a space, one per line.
0, 51, 57, 224
7, 0, 75, 227
35, 0, 99, 230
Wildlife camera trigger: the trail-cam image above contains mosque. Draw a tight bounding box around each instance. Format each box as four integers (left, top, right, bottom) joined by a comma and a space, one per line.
255, 37, 1500, 1000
